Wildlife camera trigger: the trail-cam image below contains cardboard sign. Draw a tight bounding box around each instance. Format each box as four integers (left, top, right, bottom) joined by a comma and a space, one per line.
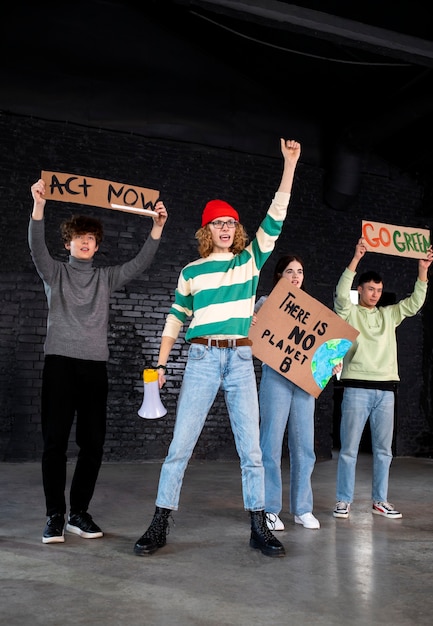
362, 220, 431, 259
249, 280, 359, 398
41, 171, 160, 216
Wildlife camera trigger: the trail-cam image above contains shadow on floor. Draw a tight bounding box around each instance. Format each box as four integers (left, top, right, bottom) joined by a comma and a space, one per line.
1, 453, 433, 626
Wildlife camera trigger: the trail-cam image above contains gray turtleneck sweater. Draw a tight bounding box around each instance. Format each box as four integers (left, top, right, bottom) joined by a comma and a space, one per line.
28, 218, 160, 361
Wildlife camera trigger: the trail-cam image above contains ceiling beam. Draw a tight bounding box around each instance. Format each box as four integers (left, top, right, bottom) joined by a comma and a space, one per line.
177, 0, 433, 65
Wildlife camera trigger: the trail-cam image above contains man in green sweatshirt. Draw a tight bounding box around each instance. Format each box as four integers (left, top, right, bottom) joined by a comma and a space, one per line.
333, 237, 432, 520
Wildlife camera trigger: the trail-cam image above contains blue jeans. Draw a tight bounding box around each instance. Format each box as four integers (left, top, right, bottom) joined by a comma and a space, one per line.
259, 364, 316, 516
156, 343, 265, 511
336, 387, 395, 503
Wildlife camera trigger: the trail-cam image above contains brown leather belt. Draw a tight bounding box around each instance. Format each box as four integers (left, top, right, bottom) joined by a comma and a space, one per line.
189, 337, 252, 348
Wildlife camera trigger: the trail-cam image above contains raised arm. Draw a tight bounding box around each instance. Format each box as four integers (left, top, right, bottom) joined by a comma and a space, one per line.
347, 237, 367, 273
31, 179, 47, 220
149, 199, 168, 240
418, 245, 433, 282
277, 138, 301, 194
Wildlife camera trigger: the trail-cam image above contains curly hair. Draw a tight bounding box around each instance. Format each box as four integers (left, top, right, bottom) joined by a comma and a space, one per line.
195, 223, 249, 258
60, 215, 104, 245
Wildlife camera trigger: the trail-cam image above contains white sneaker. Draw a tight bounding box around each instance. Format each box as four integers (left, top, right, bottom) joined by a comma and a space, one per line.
294, 512, 320, 529
333, 501, 350, 518
372, 501, 402, 519
265, 512, 285, 531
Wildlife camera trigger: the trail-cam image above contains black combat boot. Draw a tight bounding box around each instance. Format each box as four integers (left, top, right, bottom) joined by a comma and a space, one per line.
250, 510, 286, 558
134, 506, 172, 556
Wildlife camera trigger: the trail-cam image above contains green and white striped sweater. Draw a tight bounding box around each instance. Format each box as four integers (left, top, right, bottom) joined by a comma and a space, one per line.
162, 191, 291, 342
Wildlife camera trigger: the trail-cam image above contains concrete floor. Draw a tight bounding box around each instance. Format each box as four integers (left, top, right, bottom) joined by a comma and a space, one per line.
1, 452, 433, 626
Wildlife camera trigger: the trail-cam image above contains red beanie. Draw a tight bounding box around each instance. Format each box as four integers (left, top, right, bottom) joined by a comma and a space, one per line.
201, 199, 240, 227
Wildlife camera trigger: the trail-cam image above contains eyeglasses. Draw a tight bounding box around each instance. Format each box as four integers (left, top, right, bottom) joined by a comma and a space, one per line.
209, 220, 238, 229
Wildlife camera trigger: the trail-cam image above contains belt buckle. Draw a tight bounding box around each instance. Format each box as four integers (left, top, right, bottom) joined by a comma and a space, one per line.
207, 338, 237, 348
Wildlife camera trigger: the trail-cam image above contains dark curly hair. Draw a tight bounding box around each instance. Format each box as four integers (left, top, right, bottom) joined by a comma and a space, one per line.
195, 223, 249, 258
60, 215, 103, 245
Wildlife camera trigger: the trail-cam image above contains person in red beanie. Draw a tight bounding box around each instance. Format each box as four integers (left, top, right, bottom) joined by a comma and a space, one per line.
134, 138, 301, 558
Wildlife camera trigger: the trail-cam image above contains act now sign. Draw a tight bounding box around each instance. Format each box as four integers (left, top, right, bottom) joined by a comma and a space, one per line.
41, 171, 160, 217
362, 220, 431, 259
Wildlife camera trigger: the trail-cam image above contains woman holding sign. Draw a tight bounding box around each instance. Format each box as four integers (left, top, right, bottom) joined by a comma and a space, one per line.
255, 255, 340, 531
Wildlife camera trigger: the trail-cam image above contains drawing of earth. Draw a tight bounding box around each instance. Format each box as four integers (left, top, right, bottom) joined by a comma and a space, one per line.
311, 338, 353, 390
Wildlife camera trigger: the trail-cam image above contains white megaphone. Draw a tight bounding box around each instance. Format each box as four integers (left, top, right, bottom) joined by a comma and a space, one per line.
138, 368, 167, 420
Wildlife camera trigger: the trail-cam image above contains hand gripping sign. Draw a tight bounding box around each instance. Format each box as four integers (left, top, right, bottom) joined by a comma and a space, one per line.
41, 171, 160, 216
248, 280, 359, 398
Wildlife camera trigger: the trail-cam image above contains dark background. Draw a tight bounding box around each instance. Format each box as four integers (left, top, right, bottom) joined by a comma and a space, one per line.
2, 0, 433, 206
1, 1, 433, 462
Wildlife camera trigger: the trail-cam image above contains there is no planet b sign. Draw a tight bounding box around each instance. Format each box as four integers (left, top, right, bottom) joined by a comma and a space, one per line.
248, 280, 359, 398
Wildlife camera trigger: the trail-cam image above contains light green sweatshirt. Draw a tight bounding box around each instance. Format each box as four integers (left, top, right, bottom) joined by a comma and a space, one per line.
334, 268, 427, 382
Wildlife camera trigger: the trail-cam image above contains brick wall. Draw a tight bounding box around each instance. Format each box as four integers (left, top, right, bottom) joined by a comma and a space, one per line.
1, 111, 432, 462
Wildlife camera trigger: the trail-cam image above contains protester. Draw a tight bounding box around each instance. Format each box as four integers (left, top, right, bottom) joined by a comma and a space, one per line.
29, 178, 168, 544
255, 255, 340, 531
133, 138, 301, 558
333, 237, 432, 519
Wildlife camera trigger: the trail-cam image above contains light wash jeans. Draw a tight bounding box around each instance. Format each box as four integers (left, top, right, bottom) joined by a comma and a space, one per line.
155, 343, 265, 511
259, 364, 316, 516
336, 387, 395, 503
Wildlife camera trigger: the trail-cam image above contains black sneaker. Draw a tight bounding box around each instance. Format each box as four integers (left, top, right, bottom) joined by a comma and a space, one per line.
66, 512, 103, 539
42, 514, 65, 544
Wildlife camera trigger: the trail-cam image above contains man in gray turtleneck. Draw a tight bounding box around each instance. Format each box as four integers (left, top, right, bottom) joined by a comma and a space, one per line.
29, 178, 168, 545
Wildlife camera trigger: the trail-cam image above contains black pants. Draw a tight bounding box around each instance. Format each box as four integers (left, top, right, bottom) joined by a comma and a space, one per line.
41, 355, 108, 517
